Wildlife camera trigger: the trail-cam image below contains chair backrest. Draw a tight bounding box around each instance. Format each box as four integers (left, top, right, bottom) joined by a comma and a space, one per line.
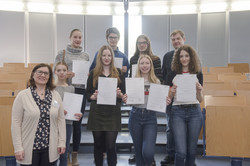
209, 66, 234, 73
228, 63, 250, 73
204, 95, 246, 107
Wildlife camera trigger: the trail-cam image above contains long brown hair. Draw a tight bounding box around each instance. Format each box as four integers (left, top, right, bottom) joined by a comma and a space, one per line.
28, 63, 55, 90
93, 45, 121, 87
134, 34, 159, 61
171, 45, 201, 74
135, 54, 159, 83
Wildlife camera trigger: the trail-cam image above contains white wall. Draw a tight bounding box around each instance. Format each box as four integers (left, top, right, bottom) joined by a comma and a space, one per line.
0, 10, 250, 68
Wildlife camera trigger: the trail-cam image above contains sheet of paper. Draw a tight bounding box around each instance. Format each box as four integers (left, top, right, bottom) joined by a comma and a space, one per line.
72, 60, 89, 85
114, 57, 123, 69
97, 77, 117, 105
147, 83, 169, 113
175, 74, 197, 102
63, 92, 83, 121
132, 64, 137, 77
126, 78, 144, 104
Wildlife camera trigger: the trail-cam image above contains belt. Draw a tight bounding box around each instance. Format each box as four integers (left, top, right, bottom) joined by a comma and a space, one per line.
175, 104, 198, 108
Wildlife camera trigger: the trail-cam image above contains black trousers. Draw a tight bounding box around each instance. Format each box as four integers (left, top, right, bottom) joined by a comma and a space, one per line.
72, 88, 86, 152
20, 148, 57, 166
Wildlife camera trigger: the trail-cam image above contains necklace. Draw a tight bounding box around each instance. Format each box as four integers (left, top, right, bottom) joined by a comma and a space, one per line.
36, 89, 45, 96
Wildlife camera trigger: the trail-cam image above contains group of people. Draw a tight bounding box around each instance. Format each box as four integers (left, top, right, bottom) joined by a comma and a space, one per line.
11, 27, 203, 166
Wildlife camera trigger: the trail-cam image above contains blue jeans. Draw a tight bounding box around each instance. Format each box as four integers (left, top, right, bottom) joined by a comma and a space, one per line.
59, 124, 73, 166
166, 104, 175, 157
128, 107, 157, 166
172, 104, 202, 166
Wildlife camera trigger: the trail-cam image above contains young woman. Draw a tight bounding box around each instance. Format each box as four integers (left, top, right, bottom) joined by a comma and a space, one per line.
54, 61, 83, 166
166, 45, 203, 166
129, 34, 163, 83
86, 45, 125, 166
123, 54, 171, 166
54, 29, 89, 166
11, 63, 66, 166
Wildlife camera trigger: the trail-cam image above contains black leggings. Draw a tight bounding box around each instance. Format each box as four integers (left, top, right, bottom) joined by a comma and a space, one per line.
20, 148, 57, 166
92, 131, 118, 166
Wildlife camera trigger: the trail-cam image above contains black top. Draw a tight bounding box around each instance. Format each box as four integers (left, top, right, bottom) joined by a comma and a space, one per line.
165, 71, 203, 87
129, 54, 163, 83
162, 50, 175, 84
86, 69, 125, 131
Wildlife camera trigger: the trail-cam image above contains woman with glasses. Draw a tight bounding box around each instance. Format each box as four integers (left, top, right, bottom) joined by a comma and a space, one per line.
129, 35, 163, 83
54, 29, 89, 166
11, 63, 66, 166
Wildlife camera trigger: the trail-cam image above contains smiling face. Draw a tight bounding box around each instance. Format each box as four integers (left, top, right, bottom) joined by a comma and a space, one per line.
171, 33, 185, 50
70, 30, 82, 48
33, 67, 50, 86
139, 57, 151, 74
101, 49, 112, 66
55, 64, 67, 81
180, 50, 190, 68
137, 37, 148, 53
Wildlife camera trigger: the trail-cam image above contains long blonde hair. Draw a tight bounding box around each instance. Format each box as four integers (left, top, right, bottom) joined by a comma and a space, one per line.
135, 54, 159, 83
93, 45, 121, 87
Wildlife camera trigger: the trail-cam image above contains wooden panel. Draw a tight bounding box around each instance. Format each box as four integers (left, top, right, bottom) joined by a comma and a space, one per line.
228, 63, 250, 73
0, 105, 15, 156
206, 106, 250, 157
0, 81, 26, 96
218, 73, 246, 81
0, 72, 30, 81
202, 67, 208, 73
203, 73, 218, 81
234, 81, 250, 91
204, 96, 246, 107
203, 81, 235, 96
236, 90, 250, 106
0, 97, 15, 105
209, 66, 234, 73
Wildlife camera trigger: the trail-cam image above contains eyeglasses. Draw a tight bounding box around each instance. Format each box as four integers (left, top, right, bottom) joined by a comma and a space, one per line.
137, 41, 148, 45
36, 70, 50, 77
108, 36, 118, 40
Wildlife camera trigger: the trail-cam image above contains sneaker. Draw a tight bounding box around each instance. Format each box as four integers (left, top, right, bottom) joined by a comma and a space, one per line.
128, 155, 136, 164
160, 155, 175, 165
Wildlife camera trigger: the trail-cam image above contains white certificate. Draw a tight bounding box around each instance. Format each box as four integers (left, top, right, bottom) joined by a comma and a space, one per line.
126, 78, 144, 104
147, 83, 169, 113
132, 64, 137, 77
97, 77, 117, 105
63, 92, 83, 121
114, 57, 123, 69
175, 74, 197, 102
72, 60, 89, 85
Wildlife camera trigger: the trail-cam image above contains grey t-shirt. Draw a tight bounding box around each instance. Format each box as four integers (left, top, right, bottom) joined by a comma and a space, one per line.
55, 85, 75, 125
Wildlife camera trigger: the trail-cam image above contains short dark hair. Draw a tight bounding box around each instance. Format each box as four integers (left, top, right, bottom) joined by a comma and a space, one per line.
28, 63, 55, 90
106, 27, 120, 39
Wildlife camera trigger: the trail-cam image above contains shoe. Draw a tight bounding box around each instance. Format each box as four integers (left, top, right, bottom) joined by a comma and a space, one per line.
160, 155, 175, 165
128, 155, 136, 164
152, 160, 156, 166
72, 152, 79, 166
67, 153, 72, 166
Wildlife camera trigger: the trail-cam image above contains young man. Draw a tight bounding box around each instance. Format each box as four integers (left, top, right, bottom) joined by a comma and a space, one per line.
161, 29, 186, 166
89, 27, 129, 77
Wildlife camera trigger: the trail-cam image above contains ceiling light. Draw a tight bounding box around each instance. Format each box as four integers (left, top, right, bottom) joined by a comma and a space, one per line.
200, 3, 227, 13
58, 4, 83, 14
0, 1, 24, 11
143, 6, 168, 15
231, 1, 250, 11
27, 2, 54, 13
171, 5, 197, 14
